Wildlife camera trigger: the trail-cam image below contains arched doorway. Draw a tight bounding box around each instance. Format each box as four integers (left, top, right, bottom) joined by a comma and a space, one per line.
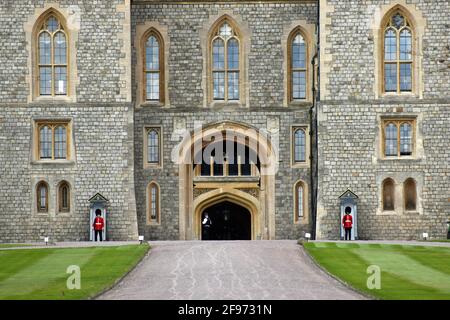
201, 201, 251, 240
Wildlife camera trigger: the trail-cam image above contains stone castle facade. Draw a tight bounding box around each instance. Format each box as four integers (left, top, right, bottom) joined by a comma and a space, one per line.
0, 0, 448, 242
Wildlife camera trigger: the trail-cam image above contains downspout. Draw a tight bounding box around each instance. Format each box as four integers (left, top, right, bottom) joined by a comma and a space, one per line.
309, 0, 320, 240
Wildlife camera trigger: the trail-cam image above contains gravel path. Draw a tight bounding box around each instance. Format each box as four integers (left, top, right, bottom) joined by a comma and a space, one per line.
98, 240, 365, 300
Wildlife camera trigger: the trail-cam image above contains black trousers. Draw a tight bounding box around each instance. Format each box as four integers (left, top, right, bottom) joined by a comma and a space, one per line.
95, 230, 103, 241
345, 228, 352, 240
203, 226, 210, 240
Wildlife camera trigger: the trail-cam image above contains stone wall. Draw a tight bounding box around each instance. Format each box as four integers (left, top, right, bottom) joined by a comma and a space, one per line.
317, 0, 450, 240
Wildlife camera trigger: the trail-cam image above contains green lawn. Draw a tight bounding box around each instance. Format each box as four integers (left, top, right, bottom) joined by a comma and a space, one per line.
303, 242, 450, 300
0, 244, 149, 300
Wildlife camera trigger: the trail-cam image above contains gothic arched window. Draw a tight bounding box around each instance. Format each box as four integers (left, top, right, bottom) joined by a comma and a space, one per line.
383, 11, 413, 93
37, 14, 68, 96
294, 181, 307, 223
143, 29, 164, 102
210, 19, 241, 101
58, 181, 70, 213
147, 182, 160, 224
37, 181, 49, 213
288, 29, 308, 101
382, 178, 395, 211
293, 128, 306, 163
404, 178, 417, 211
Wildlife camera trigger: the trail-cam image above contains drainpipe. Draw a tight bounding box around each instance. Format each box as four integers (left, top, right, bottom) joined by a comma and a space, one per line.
309, 0, 320, 240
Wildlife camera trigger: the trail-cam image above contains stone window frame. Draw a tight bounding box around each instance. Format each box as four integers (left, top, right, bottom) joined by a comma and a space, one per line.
293, 180, 308, 224
290, 125, 310, 168
287, 27, 310, 103
135, 22, 170, 107
32, 119, 74, 163
36, 181, 49, 214
381, 118, 416, 159
372, 2, 426, 99
201, 13, 250, 108
376, 174, 423, 216
146, 181, 161, 225
143, 126, 163, 169
282, 21, 315, 106
25, 5, 79, 103
57, 180, 71, 214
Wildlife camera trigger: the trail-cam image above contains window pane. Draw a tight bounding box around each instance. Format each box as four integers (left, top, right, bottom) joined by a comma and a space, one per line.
384, 29, 397, 61
212, 38, 225, 70
227, 38, 239, 69
40, 126, 52, 159
400, 123, 412, 155
392, 13, 405, 29
213, 160, 223, 176
213, 71, 225, 99
227, 71, 239, 100
292, 71, 306, 99
54, 67, 67, 95
385, 123, 398, 156
62, 186, 69, 209
219, 22, 232, 38
150, 185, 157, 220
292, 34, 306, 69
39, 67, 52, 95
54, 126, 67, 159
47, 16, 59, 33
297, 185, 303, 217
400, 63, 412, 92
39, 185, 47, 210
54, 32, 67, 64
146, 36, 159, 71
399, 29, 412, 60
384, 63, 397, 92
294, 129, 306, 162
39, 32, 51, 65
147, 130, 159, 163
146, 72, 160, 101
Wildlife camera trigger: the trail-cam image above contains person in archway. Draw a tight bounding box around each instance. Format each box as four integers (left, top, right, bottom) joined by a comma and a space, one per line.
342, 207, 353, 241
202, 212, 212, 240
93, 209, 104, 242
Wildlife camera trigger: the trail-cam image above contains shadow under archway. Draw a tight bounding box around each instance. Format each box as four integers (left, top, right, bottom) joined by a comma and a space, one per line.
201, 201, 251, 240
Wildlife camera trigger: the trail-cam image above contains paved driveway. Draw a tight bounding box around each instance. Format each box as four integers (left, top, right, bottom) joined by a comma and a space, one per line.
98, 240, 364, 300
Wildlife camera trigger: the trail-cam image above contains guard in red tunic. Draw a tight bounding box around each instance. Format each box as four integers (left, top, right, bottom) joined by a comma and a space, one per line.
93, 209, 104, 242
342, 207, 353, 241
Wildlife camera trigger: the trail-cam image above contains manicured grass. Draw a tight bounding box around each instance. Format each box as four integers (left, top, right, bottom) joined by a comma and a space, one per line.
303, 242, 450, 300
0, 244, 149, 300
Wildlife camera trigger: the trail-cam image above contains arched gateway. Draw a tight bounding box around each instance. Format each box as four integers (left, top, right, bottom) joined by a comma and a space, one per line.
175, 121, 278, 240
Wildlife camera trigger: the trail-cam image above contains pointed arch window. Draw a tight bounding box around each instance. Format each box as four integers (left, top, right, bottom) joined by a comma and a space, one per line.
383, 11, 413, 93
382, 119, 415, 157
288, 29, 308, 101
37, 121, 69, 160
404, 178, 417, 211
37, 14, 68, 96
37, 181, 49, 213
143, 30, 164, 103
210, 20, 241, 101
58, 181, 70, 213
294, 181, 307, 223
293, 128, 306, 163
382, 178, 395, 211
147, 182, 160, 224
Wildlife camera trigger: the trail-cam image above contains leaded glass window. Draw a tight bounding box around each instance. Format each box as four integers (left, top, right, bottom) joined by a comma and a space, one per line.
294, 128, 306, 162
291, 32, 307, 100
37, 182, 48, 213
37, 15, 68, 96
383, 120, 414, 157
383, 12, 412, 93
38, 122, 69, 160
296, 183, 304, 218
58, 181, 70, 213
148, 182, 160, 223
147, 128, 160, 164
211, 21, 240, 101
144, 32, 163, 102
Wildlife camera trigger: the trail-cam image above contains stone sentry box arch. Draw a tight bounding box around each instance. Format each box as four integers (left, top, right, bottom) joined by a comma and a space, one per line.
174, 121, 278, 240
